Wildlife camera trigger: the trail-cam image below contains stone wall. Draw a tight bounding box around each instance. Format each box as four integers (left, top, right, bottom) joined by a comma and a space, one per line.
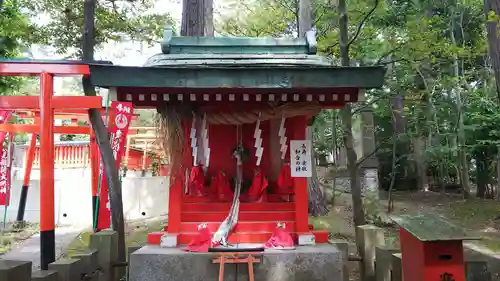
4, 169, 170, 226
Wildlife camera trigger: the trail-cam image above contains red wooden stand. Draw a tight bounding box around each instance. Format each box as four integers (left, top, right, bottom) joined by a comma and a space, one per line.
212, 252, 261, 281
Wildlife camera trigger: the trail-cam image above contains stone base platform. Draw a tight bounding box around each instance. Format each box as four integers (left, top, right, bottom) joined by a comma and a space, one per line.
129, 244, 345, 281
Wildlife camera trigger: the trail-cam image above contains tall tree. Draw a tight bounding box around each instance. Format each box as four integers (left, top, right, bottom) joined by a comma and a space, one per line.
485, 0, 500, 197
338, 0, 366, 229
298, 0, 328, 216
81, 0, 126, 269
182, 0, 213, 36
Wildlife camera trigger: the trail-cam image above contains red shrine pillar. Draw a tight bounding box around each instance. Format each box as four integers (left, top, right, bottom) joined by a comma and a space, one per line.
39, 72, 56, 269
291, 116, 313, 243
163, 120, 191, 246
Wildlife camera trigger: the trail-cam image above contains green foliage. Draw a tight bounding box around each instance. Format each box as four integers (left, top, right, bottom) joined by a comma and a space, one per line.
19, 0, 174, 57
216, 0, 500, 192
0, 0, 31, 94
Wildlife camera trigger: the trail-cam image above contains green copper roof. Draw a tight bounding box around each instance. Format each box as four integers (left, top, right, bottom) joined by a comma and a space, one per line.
144, 26, 334, 68
391, 214, 481, 242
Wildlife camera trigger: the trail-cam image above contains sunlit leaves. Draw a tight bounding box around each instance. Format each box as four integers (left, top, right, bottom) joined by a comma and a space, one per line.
19, 0, 174, 57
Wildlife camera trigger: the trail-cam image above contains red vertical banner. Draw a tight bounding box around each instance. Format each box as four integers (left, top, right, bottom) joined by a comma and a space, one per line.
97, 102, 133, 230
0, 110, 12, 145
0, 134, 14, 206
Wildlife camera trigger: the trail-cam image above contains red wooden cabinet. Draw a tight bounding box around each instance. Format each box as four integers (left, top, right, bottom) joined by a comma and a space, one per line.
393, 214, 480, 281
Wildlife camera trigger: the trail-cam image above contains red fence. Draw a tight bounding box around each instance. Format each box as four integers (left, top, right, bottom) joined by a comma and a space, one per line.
23, 142, 165, 172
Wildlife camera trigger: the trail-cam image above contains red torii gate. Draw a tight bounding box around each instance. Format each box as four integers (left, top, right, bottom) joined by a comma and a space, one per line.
5, 109, 139, 224
0, 60, 103, 270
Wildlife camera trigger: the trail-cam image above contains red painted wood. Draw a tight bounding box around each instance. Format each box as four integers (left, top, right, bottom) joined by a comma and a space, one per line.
0, 96, 101, 110
182, 194, 295, 203
167, 178, 183, 233
181, 202, 294, 212
39, 72, 55, 232
311, 231, 329, 243
178, 221, 296, 233
0, 61, 90, 76
178, 232, 294, 245
181, 211, 295, 222
294, 177, 309, 234
0, 124, 91, 134
148, 231, 164, 245
291, 116, 310, 235
399, 228, 466, 281
147, 231, 329, 245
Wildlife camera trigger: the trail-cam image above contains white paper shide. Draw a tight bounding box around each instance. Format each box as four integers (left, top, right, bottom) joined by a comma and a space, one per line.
290, 140, 312, 178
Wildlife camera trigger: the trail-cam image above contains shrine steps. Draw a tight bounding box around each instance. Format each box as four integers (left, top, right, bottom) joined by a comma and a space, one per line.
147, 199, 331, 246
182, 202, 294, 212
178, 221, 296, 232
183, 194, 295, 203
181, 211, 295, 222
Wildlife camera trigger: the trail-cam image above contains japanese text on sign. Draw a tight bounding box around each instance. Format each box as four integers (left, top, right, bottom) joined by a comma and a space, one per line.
289, 140, 312, 178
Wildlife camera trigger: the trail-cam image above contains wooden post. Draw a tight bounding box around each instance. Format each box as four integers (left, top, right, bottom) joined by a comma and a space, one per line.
16, 132, 37, 223
90, 129, 99, 226
124, 135, 131, 176
141, 142, 148, 177
39, 72, 56, 270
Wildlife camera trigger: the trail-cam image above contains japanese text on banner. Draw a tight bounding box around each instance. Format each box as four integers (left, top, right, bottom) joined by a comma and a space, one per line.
96, 101, 133, 230
0, 134, 14, 206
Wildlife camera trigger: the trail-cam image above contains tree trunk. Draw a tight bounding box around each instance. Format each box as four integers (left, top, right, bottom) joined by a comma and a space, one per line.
484, 0, 500, 198
450, 12, 471, 197
338, 0, 364, 227
181, 0, 208, 36
338, 1, 366, 279
204, 0, 214, 36
307, 120, 328, 216
476, 152, 488, 198
82, 0, 126, 269
298, 0, 328, 216
298, 0, 312, 37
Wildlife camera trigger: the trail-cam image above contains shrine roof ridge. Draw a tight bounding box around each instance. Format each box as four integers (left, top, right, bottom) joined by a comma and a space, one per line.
160, 26, 317, 55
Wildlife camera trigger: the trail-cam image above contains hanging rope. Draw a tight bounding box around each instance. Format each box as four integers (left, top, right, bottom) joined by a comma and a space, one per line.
93, 93, 111, 231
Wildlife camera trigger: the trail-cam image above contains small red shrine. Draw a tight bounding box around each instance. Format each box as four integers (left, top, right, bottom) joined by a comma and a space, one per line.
87, 27, 385, 247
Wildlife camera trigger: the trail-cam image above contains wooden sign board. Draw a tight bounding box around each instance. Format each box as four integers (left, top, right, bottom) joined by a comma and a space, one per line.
290, 140, 312, 178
